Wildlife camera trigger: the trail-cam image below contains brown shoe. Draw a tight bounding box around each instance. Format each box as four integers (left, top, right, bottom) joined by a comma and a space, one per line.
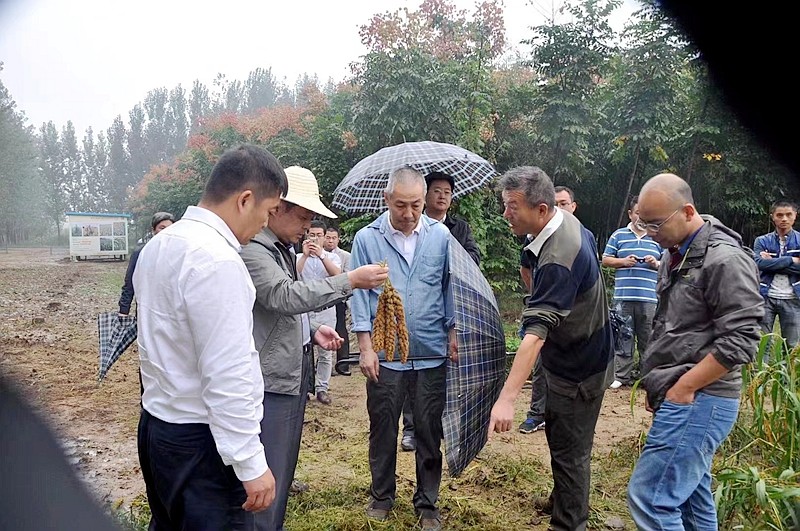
420, 516, 442, 531
365, 501, 389, 521
316, 391, 332, 405
533, 495, 553, 515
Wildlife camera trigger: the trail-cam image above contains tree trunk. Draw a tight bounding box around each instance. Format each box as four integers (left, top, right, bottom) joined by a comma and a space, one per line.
616, 140, 642, 228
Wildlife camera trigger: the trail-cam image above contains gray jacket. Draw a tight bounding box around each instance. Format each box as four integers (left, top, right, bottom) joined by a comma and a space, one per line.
642, 216, 764, 410
240, 227, 353, 395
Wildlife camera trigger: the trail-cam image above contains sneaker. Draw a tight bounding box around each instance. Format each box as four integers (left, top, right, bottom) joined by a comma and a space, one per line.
609, 380, 623, 389
519, 418, 545, 434
316, 390, 332, 405
401, 433, 416, 451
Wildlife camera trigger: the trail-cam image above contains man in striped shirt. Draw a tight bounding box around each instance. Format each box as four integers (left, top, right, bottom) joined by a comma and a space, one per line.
602, 195, 663, 388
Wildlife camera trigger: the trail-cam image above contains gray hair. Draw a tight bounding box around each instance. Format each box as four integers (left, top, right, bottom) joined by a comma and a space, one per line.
385, 166, 427, 197
497, 166, 555, 210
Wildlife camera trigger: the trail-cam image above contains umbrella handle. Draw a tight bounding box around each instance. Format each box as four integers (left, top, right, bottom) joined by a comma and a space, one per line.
334, 352, 515, 373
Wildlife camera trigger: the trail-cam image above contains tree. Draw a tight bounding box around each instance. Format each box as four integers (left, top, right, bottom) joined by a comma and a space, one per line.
39, 121, 66, 237
0, 71, 46, 244
189, 79, 210, 131
106, 115, 131, 212
61, 121, 85, 212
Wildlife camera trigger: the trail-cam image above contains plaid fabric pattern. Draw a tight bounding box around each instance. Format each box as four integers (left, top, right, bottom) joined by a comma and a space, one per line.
443, 236, 506, 477
97, 311, 137, 381
331, 141, 498, 213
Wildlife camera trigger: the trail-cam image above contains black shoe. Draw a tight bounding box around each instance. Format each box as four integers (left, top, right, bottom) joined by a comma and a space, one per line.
401, 433, 416, 451
289, 479, 309, 496
335, 365, 351, 376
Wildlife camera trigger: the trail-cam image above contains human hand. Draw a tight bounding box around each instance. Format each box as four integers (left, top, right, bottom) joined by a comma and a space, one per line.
301, 239, 313, 257
664, 380, 695, 405
359, 347, 380, 382
448, 328, 458, 363
487, 398, 515, 435
644, 255, 659, 269
241, 469, 276, 512
760, 251, 773, 259
314, 325, 343, 351
348, 264, 389, 289
623, 254, 638, 267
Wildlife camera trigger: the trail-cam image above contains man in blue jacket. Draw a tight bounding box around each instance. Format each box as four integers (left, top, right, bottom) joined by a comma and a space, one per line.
753, 200, 800, 350
351, 166, 455, 531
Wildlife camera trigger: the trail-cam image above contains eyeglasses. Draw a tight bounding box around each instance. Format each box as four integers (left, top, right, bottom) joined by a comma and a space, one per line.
634, 208, 681, 232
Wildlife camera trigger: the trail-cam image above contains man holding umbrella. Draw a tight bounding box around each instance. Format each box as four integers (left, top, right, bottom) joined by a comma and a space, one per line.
351, 166, 455, 531
489, 166, 613, 531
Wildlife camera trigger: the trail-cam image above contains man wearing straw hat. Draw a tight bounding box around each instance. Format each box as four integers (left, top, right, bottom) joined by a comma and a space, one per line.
241, 166, 388, 531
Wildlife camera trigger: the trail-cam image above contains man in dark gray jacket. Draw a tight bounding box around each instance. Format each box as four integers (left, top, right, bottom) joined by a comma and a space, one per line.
627, 173, 763, 530
240, 166, 388, 531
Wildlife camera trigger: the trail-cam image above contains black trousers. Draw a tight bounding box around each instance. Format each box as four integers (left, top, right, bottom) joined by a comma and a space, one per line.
255, 348, 312, 531
334, 302, 350, 366
137, 409, 254, 531
367, 365, 446, 519
543, 363, 611, 531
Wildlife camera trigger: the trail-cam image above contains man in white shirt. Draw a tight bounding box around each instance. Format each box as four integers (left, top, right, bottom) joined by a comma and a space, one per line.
323, 226, 354, 376
298, 220, 342, 404
133, 144, 286, 529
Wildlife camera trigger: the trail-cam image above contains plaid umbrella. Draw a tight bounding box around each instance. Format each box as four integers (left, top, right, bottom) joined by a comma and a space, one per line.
331, 141, 498, 213
443, 235, 506, 477
97, 311, 137, 381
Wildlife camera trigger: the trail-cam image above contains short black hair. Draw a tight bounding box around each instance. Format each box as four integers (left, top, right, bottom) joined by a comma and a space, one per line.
628, 195, 639, 212
202, 144, 288, 205
554, 185, 575, 202
771, 200, 798, 213
325, 226, 340, 236
310, 220, 326, 231
425, 171, 455, 191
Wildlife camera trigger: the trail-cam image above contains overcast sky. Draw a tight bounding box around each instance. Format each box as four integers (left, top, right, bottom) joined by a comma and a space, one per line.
0, 0, 640, 136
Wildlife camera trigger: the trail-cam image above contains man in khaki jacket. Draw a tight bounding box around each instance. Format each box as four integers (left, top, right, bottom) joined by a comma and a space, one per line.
240, 166, 387, 531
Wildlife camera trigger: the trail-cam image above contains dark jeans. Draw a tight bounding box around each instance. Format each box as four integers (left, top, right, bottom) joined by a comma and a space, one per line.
367, 365, 446, 519
137, 409, 254, 531
255, 349, 311, 531
526, 355, 547, 421
543, 363, 611, 531
762, 296, 800, 351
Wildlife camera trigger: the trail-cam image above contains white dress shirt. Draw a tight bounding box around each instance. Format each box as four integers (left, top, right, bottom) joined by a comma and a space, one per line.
133, 205, 267, 481
389, 218, 422, 265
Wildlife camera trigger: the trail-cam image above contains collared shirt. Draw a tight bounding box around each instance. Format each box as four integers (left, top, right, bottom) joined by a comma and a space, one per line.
669, 226, 704, 270
388, 218, 422, 265
351, 213, 452, 371
298, 251, 342, 323
133, 205, 267, 481
527, 207, 564, 257
603, 223, 662, 303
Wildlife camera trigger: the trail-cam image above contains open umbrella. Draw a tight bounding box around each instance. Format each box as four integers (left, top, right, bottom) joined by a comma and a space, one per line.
97, 311, 137, 381
331, 141, 498, 213
442, 235, 506, 477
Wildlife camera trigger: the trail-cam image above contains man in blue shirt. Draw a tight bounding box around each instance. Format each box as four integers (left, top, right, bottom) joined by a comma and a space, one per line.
351, 167, 455, 531
753, 200, 800, 351
602, 195, 662, 388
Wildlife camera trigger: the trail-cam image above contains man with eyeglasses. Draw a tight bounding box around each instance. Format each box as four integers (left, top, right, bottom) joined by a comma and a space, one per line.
602, 195, 663, 389
627, 173, 763, 530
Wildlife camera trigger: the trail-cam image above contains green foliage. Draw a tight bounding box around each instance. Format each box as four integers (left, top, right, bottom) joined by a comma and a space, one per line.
714, 335, 800, 530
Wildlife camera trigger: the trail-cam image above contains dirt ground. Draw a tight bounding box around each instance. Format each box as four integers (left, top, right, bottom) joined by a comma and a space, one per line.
0, 247, 652, 520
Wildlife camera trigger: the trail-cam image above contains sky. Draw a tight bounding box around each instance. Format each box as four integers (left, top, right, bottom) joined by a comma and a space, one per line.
0, 0, 640, 136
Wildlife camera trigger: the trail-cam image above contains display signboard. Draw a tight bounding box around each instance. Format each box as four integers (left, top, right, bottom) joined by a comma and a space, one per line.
66, 212, 131, 260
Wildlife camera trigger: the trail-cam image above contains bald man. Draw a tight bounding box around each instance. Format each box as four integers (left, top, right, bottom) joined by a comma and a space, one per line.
626, 173, 763, 530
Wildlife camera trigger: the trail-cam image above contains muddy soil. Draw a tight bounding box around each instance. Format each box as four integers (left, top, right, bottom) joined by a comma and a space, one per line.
0, 247, 651, 513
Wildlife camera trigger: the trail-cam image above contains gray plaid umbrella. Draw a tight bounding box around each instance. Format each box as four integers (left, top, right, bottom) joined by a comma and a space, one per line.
331, 141, 498, 213
443, 235, 506, 477
97, 311, 137, 381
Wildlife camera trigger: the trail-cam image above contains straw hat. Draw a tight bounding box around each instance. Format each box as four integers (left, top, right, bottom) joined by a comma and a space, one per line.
283, 166, 337, 219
